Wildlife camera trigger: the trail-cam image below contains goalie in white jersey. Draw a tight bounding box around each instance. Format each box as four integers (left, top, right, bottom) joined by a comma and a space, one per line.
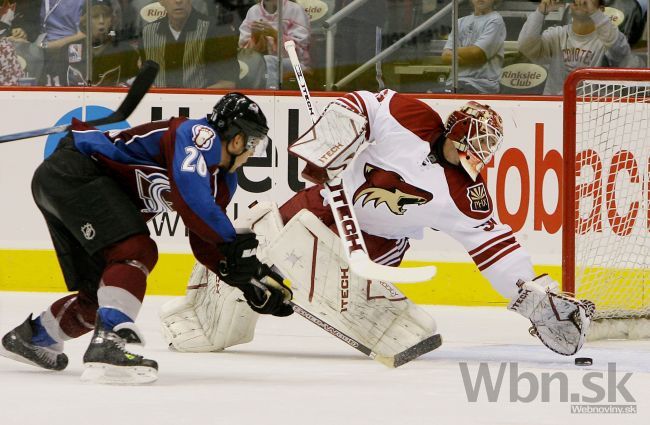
162, 90, 595, 360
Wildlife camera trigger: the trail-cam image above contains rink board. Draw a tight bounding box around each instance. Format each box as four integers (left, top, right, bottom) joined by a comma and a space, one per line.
0, 89, 576, 304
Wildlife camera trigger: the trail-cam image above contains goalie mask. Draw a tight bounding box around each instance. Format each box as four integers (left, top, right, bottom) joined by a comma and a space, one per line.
209, 93, 270, 160
444, 102, 504, 181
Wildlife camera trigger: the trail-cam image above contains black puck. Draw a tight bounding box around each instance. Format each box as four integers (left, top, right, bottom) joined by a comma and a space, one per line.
575, 357, 593, 366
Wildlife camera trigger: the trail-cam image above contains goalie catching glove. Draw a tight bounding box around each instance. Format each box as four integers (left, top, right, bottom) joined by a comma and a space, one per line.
508, 274, 596, 356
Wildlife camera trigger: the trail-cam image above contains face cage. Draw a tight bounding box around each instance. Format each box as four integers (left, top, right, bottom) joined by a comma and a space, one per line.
464, 117, 503, 165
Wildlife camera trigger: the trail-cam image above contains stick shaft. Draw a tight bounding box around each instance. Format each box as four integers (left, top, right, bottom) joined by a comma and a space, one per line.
0, 60, 159, 144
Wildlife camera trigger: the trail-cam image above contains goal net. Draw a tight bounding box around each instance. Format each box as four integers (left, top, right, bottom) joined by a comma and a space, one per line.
563, 68, 650, 339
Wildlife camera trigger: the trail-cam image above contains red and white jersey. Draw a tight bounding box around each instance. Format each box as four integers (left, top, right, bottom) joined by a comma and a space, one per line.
336, 89, 534, 299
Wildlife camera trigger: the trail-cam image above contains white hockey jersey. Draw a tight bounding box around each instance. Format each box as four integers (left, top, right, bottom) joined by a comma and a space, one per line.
336, 90, 535, 299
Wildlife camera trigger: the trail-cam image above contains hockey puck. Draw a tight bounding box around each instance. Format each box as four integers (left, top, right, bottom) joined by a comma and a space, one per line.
575, 357, 593, 366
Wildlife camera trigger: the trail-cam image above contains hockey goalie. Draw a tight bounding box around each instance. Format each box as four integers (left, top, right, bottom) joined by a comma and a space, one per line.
161, 90, 596, 364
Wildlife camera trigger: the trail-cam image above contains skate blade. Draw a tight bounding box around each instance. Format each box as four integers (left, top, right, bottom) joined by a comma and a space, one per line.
0, 343, 57, 371
81, 363, 158, 385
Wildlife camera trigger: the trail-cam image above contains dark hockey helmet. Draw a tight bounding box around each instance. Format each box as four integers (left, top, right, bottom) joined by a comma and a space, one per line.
208, 92, 270, 156
444, 101, 503, 181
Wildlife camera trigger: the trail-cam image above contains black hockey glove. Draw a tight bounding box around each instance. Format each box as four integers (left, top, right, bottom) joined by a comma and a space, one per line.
218, 233, 262, 286
238, 265, 294, 317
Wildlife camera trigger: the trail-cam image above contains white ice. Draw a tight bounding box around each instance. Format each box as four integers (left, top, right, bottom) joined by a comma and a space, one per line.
1, 292, 648, 425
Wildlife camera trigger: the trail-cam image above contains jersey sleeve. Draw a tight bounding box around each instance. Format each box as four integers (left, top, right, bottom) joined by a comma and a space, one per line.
447, 218, 535, 300
333, 90, 383, 141
163, 119, 236, 245
517, 10, 557, 64
188, 230, 224, 275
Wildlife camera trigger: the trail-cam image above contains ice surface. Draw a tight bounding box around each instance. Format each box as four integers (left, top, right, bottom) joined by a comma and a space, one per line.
1, 292, 648, 425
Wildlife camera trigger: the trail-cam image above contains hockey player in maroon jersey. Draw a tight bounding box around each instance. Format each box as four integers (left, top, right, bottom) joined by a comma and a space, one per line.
0, 93, 292, 384
163, 90, 595, 360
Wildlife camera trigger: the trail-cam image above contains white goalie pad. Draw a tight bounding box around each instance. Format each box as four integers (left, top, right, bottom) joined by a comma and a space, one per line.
160, 263, 259, 352
289, 102, 367, 172
255, 208, 439, 359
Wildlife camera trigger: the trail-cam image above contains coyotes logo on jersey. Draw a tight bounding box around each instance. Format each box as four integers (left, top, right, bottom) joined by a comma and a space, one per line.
352, 164, 432, 215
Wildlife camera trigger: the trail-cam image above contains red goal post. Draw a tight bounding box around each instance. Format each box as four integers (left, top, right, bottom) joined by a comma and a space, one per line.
562, 68, 650, 338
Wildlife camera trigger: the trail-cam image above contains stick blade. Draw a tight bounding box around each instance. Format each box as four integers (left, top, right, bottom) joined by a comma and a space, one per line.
349, 254, 436, 283
88, 60, 159, 127
392, 334, 442, 368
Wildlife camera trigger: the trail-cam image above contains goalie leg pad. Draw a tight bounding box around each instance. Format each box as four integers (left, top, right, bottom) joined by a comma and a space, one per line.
160, 264, 259, 352
259, 209, 439, 359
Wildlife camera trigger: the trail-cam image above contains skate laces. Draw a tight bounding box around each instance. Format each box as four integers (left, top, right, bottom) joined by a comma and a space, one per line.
100, 329, 143, 360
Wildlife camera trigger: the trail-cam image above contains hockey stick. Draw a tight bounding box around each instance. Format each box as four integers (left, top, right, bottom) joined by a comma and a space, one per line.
0, 60, 160, 144
291, 303, 441, 368
248, 277, 438, 367
284, 40, 436, 283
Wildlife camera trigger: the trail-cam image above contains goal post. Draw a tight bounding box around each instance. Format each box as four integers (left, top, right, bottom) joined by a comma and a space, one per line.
562, 68, 650, 339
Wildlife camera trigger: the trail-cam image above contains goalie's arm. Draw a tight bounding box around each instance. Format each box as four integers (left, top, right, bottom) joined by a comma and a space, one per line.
446, 217, 594, 355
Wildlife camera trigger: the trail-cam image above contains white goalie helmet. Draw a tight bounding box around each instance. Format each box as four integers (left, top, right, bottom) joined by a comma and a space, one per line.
444, 101, 504, 181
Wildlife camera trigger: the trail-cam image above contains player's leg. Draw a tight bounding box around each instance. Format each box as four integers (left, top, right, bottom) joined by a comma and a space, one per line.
279, 184, 410, 267
7, 138, 157, 382
81, 233, 159, 384
279, 183, 333, 227
0, 202, 101, 371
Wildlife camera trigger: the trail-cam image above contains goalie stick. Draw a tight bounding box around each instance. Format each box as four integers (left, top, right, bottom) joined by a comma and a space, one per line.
248, 278, 440, 367
0, 60, 160, 144
284, 40, 436, 283
291, 303, 440, 368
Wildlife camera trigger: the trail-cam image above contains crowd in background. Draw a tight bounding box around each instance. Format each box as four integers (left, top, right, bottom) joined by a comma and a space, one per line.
0, 0, 647, 94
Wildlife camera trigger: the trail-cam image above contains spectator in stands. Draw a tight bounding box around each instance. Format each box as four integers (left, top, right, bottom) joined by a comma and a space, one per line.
37, 0, 86, 85
238, 0, 310, 89
0, 0, 25, 85
63, 0, 139, 86
440, 0, 506, 94
6, 0, 39, 42
140, 0, 239, 88
518, 0, 643, 95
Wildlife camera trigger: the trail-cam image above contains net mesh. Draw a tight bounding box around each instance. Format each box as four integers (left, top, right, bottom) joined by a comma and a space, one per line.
573, 80, 650, 320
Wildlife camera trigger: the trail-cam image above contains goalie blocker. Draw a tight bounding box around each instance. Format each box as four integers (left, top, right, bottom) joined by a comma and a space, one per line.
161, 202, 442, 366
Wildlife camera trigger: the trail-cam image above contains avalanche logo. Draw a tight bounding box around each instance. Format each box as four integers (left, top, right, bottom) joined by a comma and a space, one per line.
466, 183, 489, 213
352, 164, 432, 215
192, 124, 215, 151
135, 169, 173, 214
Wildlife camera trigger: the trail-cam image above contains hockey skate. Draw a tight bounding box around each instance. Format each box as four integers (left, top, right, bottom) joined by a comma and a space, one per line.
81, 315, 158, 385
0, 314, 68, 371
